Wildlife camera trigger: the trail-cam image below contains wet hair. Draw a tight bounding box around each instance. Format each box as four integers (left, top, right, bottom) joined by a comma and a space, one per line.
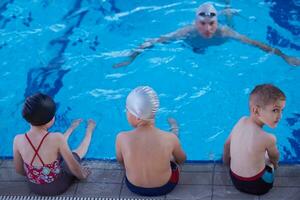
22, 93, 56, 126
250, 84, 286, 107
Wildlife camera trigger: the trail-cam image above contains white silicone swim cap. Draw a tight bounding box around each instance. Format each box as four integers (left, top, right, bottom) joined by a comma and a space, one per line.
196, 2, 217, 21
126, 86, 159, 120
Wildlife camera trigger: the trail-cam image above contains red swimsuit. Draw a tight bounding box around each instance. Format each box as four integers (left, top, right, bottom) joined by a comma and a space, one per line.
23, 133, 61, 184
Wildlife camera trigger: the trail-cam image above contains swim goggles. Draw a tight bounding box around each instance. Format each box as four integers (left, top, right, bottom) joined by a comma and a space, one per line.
198, 12, 216, 18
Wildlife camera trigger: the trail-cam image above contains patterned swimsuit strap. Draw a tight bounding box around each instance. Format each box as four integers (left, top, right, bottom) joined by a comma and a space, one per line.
25, 132, 49, 166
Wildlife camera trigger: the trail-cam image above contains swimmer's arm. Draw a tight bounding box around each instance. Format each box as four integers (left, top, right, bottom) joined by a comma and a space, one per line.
113, 26, 191, 68
116, 133, 124, 165
13, 136, 26, 176
224, 27, 300, 67
58, 134, 90, 180
223, 134, 231, 166
172, 136, 186, 164
266, 135, 279, 169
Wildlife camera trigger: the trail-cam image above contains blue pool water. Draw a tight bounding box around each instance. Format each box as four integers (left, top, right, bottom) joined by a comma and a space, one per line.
0, 0, 300, 162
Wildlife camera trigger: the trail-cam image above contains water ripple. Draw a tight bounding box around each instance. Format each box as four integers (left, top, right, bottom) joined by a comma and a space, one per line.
190, 85, 211, 99
49, 24, 66, 32
88, 88, 127, 100
105, 73, 127, 79
104, 3, 182, 21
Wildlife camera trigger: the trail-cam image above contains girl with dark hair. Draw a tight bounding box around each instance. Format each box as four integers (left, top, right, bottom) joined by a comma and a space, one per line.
13, 93, 96, 196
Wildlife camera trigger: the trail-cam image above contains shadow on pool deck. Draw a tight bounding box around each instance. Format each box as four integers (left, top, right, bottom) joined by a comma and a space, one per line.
0, 159, 299, 200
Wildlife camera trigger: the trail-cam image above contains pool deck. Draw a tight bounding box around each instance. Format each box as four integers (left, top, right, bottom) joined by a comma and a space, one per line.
0, 159, 299, 200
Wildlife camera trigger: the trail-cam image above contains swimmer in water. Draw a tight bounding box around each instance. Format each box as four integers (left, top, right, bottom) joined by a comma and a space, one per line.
115, 86, 186, 196
113, 2, 300, 68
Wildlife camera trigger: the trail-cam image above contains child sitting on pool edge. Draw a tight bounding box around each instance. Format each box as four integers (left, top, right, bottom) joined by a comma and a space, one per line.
116, 86, 186, 196
13, 93, 96, 195
223, 84, 285, 195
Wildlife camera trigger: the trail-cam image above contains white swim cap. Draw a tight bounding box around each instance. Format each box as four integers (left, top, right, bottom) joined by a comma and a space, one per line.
126, 86, 159, 120
196, 2, 217, 21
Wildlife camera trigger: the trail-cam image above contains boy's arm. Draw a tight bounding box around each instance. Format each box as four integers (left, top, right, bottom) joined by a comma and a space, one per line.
13, 136, 26, 176
223, 27, 300, 67
57, 133, 90, 180
113, 26, 191, 68
223, 134, 231, 166
115, 133, 124, 164
266, 135, 280, 169
167, 118, 179, 136
172, 136, 186, 164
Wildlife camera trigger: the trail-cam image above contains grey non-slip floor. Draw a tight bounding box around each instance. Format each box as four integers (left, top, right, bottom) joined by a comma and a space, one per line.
0, 159, 300, 200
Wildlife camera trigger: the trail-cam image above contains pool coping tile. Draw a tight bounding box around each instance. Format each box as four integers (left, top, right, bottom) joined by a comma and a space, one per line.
212, 186, 260, 200
179, 171, 213, 185
259, 187, 300, 200
0, 159, 14, 168
181, 163, 214, 172
0, 160, 300, 199
166, 184, 212, 200
0, 181, 31, 195
75, 182, 122, 197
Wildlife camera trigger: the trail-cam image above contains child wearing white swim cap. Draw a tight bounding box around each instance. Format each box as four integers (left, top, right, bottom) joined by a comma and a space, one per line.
126, 86, 159, 125
116, 86, 186, 196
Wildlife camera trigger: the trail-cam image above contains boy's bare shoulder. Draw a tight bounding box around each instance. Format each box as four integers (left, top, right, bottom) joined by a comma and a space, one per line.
261, 130, 277, 143
116, 131, 134, 147
117, 130, 132, 135
238, 116, 248, 123
116, 131, 132, 140
232, 116, 248, 129
159, 130, 178, 142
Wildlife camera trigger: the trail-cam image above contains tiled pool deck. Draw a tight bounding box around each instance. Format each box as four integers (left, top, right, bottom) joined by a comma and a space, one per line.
0, 159, 299, 200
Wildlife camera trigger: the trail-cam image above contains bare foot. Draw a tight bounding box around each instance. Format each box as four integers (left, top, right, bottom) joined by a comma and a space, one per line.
64, 119, 83, 140
86, 119, 96, 136
167, 117, 179, 137
284, 56, 300, 67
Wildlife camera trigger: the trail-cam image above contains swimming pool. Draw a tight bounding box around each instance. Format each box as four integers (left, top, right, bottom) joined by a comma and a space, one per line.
0, 0, 299, 162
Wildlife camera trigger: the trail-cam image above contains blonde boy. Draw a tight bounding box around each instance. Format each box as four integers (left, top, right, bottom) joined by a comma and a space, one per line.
116, 86, 186, 196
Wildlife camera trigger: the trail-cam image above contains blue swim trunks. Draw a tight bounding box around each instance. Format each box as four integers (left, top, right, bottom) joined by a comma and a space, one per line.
125, 161, 179, 196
